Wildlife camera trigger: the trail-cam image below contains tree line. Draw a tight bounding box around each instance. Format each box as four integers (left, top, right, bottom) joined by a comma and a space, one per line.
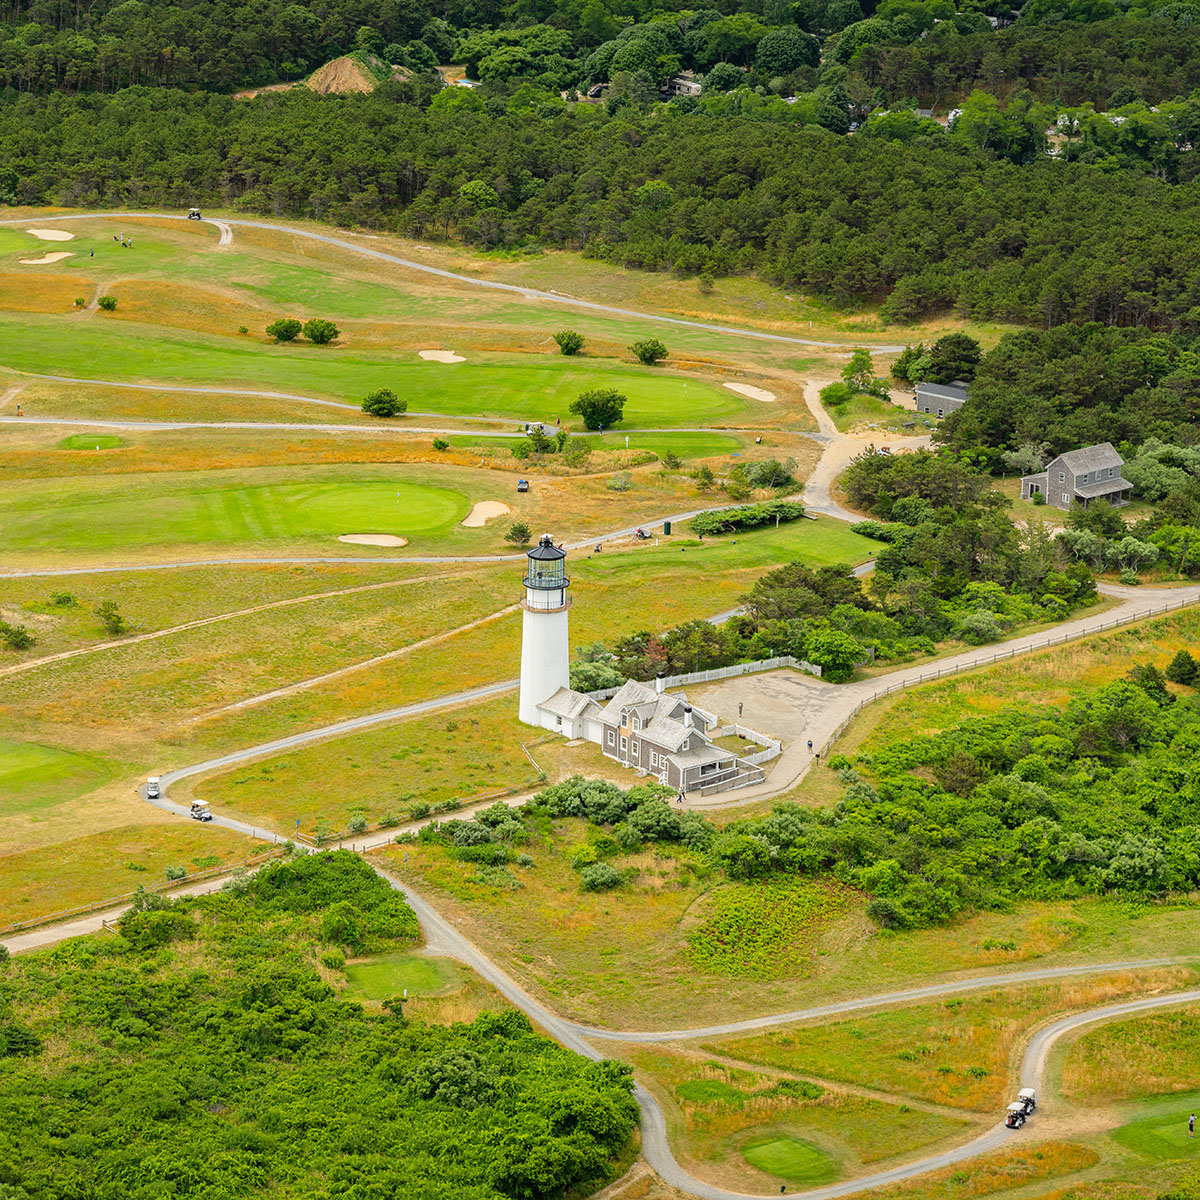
5, 86, 1200, 330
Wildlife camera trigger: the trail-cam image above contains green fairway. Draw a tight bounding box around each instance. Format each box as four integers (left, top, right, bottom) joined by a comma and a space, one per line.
57, 434, 127, 450
446, 430, 745, 457
1, 315, 748, 427
343, 952, 460, 1002
0, 474, 470, 552
741, 1135, 837, 1185
1112, 1092, 1200, 1161
0, 738, 113, 817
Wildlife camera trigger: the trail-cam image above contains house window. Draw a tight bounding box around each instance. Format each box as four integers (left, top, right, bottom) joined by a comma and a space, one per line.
606, 730, 615, 746
681, 738, 689, 751
1058, 471, 1065, 483
620, 736, 628, 754
631, 740, 639, 756
936, 408, 944, 418
1078, 472, 1088, 483
1062, 493, 1070, 504
632, 717, 640, 731
556, 716, 562, 727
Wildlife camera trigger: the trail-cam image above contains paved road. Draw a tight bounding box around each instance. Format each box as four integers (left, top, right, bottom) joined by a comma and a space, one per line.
0, 213, 905, 352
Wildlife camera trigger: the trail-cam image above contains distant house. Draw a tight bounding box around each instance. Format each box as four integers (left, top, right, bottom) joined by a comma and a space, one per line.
665, 74, 701, 98
1021, 443, 1132, 511
915, 381, 969, 419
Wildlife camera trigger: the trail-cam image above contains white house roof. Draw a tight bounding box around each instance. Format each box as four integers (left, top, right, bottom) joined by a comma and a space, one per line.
1057, 442, 1123, 473
538, 687, 600, 720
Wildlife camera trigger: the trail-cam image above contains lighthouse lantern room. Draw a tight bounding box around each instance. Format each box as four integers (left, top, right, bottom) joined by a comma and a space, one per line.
518, 535, 572, 726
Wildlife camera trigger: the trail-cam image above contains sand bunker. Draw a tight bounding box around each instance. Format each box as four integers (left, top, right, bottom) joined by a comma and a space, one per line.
419, 349, 466, 363
20, 251, 74, 265
337, 534, 409, 547
724, 381, 778, 403
26, 228, 74, 242
461, 501, 511, 528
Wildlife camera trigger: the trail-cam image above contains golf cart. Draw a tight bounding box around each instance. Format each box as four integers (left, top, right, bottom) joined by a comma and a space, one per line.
1004, 1102, 1027, 1129
146, 776, 161, 799
516, 479, 529, 493
190, 800, 213, 822
188, 208, 202, 220
1017, 1088, 1037, 1114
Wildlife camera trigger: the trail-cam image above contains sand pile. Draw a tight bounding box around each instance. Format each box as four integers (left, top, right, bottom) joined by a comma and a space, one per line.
26, 229, 74, 241
337, 534, 408, 547
308, 56, 376, 94
461, 501, 511, 527
20, 252, 73, 265
724, 382, 777, 402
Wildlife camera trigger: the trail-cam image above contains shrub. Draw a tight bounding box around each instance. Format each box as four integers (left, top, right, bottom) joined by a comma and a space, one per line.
95, 600, 127, 636
237, 325, 248, 334
579, 863, 621, 892
606, 472, 632, 492
956, 610, 1002, 645
49, 591, 78, 607
691, 501, 804, 536
410, 802, 431, 819
303, 318, 340, 344
660, 451, 683, 470
361, 388, 406, 417
73, 296, 85, 307
266, 317, 302, 341
1120, 567, 1141, 585
630, 338, 667, 365
0, 621, 34, 651
1166, 650, 1199, 686
505, 521, 532, 545
164, 865, 186, 881
432, 438, 450, 450
97, 295, 117, 311
321, 950, 345, 970
515, 853, 534, 867
554, 329, 584, 355
379, 809, 403, 827
1032, 490, 1046, 505
570, 387, 626, 430
348, 812, 369, 834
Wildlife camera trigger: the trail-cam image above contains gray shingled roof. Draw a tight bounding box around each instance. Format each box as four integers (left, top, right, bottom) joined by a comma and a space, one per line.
1057, 442, 1123, 473
671, 743, 735, 768
1074, 477, 1133, 499
598, 679, 658, 724
915, 382, 969, 402
538, 687, 600, 720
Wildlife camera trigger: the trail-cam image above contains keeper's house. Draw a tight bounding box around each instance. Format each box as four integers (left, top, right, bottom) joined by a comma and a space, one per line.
1020, 443, 1132, 512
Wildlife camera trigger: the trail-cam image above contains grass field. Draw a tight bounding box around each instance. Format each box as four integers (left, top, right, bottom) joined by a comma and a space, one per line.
826, 393, 935, 435
1062, 1006, 1200, 1105
0, 469, 471, 552
342, 952, 461, 1004
1110, 1092, 1200, 1163
742, 1136, 836, 1185
704, 968, 1199, 1112
0, 738, 112, 817
57, 434, 128, 450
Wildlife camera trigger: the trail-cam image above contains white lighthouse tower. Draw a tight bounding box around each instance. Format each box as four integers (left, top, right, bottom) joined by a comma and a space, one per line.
518, 535, 571, 727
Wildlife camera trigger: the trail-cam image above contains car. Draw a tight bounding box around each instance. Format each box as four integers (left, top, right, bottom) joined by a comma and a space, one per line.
516, 479, 529, 493
1004, 1102, 1026, 1128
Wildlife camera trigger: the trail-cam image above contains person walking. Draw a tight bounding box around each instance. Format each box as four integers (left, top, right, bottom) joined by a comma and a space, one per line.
1190, 1113, 1195, 1138
738, 701, 743, 717
807, 739, 813, 752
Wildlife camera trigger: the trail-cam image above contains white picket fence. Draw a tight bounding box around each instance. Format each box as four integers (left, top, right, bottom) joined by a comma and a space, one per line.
586, 655, 820, 702
714, 723, 782, 765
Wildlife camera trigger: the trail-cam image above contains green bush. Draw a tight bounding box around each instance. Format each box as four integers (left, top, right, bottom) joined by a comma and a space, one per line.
321, 950, 345, 970
361, 388, 406, 417
164, 864, 186, 881
630, 338, 667, 365
303, 318, 340, 344
579, 862, 621, 892
553, 329, 584, 355
0, 620, 35, 651
691, 500, 805, 536
96, 294, 117, 311
266, 317, 302, 341
432, 438, 450, 450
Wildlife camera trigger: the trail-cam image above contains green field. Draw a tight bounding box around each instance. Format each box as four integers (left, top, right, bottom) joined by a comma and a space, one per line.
0, 738, 113, 817
1111, 1092, 1200, 1162
445, 430, 747, 458
0, 473, 469, 552
342, 952, 461, 1002
57, 434, 128, 450
2, 315, 749, 427
742, 1135, 837, 1185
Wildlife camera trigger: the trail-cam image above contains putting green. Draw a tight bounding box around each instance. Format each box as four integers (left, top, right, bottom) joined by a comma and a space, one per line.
0, 477, 469, 552
742, 1135, 837, 1185
57, 434, 127, 450
343, 952, 460, 1002
1112, 1092, 1200, 1161
0, 738, 113, 817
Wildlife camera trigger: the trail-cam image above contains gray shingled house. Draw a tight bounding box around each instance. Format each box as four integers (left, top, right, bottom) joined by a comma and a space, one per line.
594, 678, 761, 794
915, 381, 969, 418
1020, 443, 1132, 512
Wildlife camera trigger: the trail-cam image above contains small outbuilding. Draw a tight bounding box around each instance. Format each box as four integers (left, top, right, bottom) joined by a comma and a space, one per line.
915, 381, 969, 418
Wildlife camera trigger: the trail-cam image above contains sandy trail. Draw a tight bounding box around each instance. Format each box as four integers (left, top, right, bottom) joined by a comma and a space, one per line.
20, 251, 73, 265
461, 501, 510, 527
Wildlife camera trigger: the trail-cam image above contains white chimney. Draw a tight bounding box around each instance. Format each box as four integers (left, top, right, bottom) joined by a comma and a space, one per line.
682, 703, 694, 728
655, 673, 665, 694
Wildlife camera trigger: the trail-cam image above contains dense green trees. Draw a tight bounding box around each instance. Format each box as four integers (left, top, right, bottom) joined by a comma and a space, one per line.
0, 852, 638, 1199
6, 86, 1200, 331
